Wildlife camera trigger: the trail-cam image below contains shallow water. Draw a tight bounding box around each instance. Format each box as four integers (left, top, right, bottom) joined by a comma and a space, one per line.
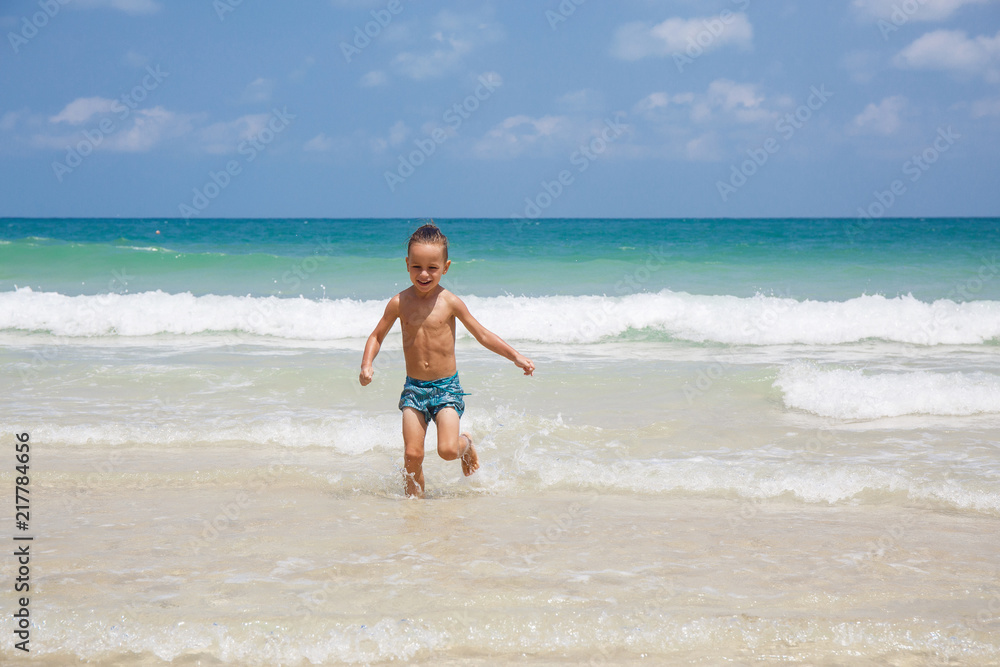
1, 218, 998, 664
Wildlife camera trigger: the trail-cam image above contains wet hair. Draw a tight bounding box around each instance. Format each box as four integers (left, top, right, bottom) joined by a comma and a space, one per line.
407, 222, 448, 260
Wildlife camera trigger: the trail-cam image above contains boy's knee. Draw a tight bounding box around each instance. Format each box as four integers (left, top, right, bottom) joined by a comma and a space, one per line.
404, 446, 424, 463
437, 438, 460, 460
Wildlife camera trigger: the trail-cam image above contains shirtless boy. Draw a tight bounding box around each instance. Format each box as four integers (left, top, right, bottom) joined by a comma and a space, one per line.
359, 223, 535, 498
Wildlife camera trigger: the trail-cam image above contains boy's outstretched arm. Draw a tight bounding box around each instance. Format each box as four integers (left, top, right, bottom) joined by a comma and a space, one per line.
450, 294, 534, 376
360, 296, 399, 386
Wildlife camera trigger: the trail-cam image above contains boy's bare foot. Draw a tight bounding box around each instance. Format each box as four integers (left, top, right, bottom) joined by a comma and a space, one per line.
404, 472, 424, 499
460, 433, 479, 476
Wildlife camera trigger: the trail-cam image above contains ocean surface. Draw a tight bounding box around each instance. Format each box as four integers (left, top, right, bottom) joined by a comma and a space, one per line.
0, 217, 998, 665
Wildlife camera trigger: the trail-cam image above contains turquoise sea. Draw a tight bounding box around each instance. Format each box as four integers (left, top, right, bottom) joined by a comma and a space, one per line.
3, 218, 999, 301
1, 218, 999, 665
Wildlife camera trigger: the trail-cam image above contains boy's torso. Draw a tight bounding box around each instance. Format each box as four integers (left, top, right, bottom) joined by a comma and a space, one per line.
397, 287, 458, 381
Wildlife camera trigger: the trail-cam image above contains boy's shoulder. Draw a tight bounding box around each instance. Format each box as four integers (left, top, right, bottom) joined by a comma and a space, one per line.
394, 286, 416, 305
438, 288, 464, 307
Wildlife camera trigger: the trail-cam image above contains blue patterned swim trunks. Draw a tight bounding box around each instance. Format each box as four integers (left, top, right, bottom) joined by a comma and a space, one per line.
398, 372, 468, 423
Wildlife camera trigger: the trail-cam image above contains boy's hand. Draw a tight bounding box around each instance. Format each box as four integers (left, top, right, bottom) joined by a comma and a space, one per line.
515, 355, 534, 376
359, 365, 374, 386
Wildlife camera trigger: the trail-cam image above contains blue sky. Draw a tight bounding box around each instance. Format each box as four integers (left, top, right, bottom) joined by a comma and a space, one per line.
1, 0, 999, 219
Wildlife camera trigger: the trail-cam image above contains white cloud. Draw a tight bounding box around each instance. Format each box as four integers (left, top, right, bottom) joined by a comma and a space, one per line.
73, 0, 161, 15
241, 78, 274, 104
34, 97, 291, 155
391, 10, 503, 80
290, 56, 316, 83
0, 111, 22, 131
49, 97, 119, 125
685, 133, 722, 161
894, 29, 1000, 80
632, 92, 703, 122
472, 115, 573, 159
636, 92, 671, 112
387, 120, 408, 147
557, 89, 603, 113
472, 111, 633, 161
971, 97, 1000, 117
34, 104, 193, 152
610, 13, 753, 61
392, 42, 472, 81
842, 50, 883, 84
622, 80, 793, 162
707, 79, 764, 112
360, 70, 387, 87
370, 121, 410, 153
851, 95, 908, 135
122, 50, 148, 68
104, 107, 192, 151
692, 79, 772, 124
197, 114, 271, 154
852, 0, 994, 21
303, 133, 336, 152
474, 79, 776, 163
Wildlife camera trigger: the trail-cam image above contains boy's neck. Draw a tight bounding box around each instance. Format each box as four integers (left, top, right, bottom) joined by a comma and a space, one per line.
408, 284, 444, 299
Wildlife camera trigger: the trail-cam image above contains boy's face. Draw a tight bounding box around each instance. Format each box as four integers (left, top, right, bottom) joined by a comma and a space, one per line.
405, 243, 450, 294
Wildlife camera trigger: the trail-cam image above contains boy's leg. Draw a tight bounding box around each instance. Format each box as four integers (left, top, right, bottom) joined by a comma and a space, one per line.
401, 407, 428, 498
434, 407, 479, 476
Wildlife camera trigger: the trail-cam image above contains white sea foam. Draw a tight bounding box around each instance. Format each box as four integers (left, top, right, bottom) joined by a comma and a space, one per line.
41, 617, 447, 665
516, 449, 1000, 514
1, 287, 999, 345
33, 416, 402, 454
21, 419, 1000, 515
776, 363, 1000, 419
33, 613, 999, 665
